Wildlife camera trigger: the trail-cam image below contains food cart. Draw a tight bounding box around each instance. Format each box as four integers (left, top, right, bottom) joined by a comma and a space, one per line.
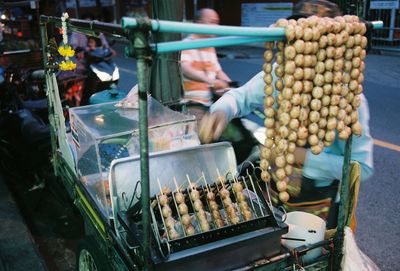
39, 14, 382, 271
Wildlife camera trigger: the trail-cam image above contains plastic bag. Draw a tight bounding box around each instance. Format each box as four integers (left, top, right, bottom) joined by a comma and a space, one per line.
115, 84, 139, 108
341, 226, 380, 271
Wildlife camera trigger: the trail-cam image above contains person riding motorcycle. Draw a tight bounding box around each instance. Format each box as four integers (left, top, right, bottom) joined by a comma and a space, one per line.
181, 8, 256, 163
80, 36, 119, 105
181, 8, 233, 121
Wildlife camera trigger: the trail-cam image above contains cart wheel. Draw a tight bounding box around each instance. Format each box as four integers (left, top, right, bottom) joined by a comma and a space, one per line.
77, 236, 110, 271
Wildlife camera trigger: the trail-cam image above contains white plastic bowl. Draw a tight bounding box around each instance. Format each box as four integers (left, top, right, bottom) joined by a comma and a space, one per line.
281, 211, 326, 263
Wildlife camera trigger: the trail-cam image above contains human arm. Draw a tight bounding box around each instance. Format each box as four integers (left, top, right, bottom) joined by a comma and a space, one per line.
212, 69, 233, 97
98, 33, 117, 56
199, 71, 266, 143
210, 71, 266, 121
69, 32, 87, 50
99, 33, 109, 48
216, 69, 232, 83
181, 59, 228, 89
181, 61, 214, 84
302, 94, 374, 186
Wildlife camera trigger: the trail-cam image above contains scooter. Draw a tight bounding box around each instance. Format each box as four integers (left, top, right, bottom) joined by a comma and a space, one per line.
81, 47, 120, 105
0, 64, 51, 182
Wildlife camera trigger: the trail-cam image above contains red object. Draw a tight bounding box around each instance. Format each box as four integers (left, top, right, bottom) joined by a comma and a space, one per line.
17, 31, 23, 38
64, 80, 84, 107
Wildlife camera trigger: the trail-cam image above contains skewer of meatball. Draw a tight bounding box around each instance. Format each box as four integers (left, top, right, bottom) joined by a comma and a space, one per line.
186, 175, 210, 232
157, 178, 180, 240
232, 178, 252, 221
216, 169, 240, 225
173, 177, 196, 236
201, 173, 224, 228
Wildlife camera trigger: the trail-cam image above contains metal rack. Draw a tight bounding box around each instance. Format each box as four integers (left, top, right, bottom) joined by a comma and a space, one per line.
149, 171, 272, 251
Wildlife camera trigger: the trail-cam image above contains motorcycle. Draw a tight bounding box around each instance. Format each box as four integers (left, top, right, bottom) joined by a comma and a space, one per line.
0, 64, 51, 183
81, 46, 120, 105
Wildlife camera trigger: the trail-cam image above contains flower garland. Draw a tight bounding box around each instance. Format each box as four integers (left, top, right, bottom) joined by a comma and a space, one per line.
58, 13, 76, 71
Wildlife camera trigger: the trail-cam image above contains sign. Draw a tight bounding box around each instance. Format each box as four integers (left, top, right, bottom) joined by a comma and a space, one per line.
370, 0, 399, 9
66, 0, 114, 8
241, 3, 293, 27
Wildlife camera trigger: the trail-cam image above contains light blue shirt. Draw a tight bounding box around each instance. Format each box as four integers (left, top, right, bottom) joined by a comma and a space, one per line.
210, 71, 374, 187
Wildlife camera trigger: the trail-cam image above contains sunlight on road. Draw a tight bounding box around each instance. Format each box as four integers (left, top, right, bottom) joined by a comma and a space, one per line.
374, 139, 400, 152
119, 67, 137, 75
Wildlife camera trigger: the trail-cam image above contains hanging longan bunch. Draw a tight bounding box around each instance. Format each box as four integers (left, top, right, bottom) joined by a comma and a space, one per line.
260, 15, 368, 204
260, 41, 276, 183
264, 19, 297, 203
294, 19, 312, 148
299, 16, 324, 155
344, 15, 366, 137
320, 17, 339, 147
332, 16, 349, 141
313, 17, 331, 149
274, 36, 292, 203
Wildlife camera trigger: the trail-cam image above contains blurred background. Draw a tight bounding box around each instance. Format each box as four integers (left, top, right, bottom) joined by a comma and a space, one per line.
0, 0, 399, 53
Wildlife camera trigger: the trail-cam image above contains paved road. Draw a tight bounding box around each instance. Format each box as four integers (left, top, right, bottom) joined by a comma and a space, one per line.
114, 46, 400, 270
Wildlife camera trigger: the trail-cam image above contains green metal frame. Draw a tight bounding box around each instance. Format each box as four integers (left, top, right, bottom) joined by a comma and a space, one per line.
39, 15, 382, 271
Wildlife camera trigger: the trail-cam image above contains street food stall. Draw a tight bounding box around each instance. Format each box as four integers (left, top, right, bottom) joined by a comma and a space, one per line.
39, 13, 382, 271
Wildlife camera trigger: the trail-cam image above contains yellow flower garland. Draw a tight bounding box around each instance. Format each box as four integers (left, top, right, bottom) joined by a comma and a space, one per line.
58, 45, 75, 58
58, 13, 76, 71
59, 60, 77, 71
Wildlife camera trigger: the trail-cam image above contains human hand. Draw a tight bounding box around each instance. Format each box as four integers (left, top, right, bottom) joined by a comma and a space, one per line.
198, 111, 228, 144
211, 79, 230, 90
293, 147, 307, 166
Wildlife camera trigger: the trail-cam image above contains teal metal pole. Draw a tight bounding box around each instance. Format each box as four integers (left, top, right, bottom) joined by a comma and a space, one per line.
371, 21, 383, 29
122, 17, 383, 36
122, 17, 285, 37
334, 136, 353, 270
152, 35, 284, 54
137, 52, 151, 270
129, 20, 152, 270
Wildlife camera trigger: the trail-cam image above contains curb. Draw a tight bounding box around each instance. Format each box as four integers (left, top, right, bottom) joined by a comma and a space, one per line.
0, 175, 48, 271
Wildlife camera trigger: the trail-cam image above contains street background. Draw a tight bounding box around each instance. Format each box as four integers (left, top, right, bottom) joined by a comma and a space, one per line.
1, 0, 399, 269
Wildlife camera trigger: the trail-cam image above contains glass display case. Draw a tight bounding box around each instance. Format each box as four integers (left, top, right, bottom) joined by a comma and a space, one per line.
69, 97, 200, 217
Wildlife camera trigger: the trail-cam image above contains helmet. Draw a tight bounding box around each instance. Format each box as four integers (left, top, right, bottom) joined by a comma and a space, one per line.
293, 0, 342, 18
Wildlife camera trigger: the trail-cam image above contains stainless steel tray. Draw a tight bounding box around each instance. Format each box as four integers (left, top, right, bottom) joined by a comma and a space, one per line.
109, 142, 237, 235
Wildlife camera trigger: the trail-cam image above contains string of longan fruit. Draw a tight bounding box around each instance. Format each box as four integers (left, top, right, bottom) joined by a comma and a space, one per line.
261, 15, 367, 203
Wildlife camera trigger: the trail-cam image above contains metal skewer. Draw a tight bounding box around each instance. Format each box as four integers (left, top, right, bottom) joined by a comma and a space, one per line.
156, 178, 174, 240
228, 176, 245, 222
186, 174, 208, 233
248, 174, 265, 217
202, 172, 219, 229
241, 175, 258, 217
172, 177, 187, 237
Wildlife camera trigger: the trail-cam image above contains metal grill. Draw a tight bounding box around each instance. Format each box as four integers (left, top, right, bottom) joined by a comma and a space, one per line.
151, 170, 275, 254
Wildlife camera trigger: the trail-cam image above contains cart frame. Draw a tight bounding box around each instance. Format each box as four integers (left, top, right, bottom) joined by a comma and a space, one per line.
39, 14, 382, 271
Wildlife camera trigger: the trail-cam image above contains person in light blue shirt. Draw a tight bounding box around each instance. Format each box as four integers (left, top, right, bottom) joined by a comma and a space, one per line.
202, 70, 374, 185
199, 69, 373, 229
